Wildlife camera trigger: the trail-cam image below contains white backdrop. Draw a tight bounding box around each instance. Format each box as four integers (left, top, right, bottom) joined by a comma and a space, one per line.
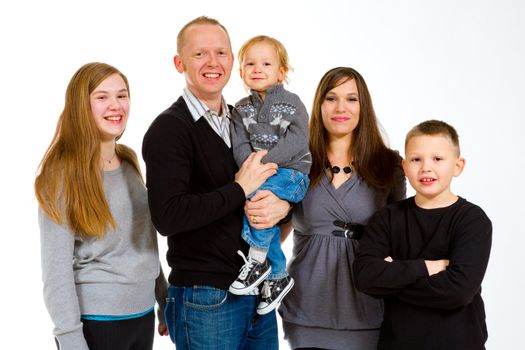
1, 0, 523, 349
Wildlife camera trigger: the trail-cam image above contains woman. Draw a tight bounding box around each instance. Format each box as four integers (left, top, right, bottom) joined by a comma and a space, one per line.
278, 67, 406, 349
35, 62, 168, 350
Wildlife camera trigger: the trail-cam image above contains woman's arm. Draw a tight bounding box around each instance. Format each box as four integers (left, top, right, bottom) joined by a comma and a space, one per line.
39, 210, 90, 350
154, 265, 169, 335
280, 221, 293, 244
388, 156, 407, 203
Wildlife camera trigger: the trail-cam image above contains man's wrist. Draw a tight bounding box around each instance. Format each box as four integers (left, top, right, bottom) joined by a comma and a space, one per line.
279, 202, 294, 224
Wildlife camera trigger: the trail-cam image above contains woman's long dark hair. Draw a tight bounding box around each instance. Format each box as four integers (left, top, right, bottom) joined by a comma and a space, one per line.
309, 67, 398, 189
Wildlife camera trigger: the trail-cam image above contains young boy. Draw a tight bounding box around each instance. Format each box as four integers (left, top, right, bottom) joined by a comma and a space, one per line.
229, 35, 311, 315
353, 120, 492, 350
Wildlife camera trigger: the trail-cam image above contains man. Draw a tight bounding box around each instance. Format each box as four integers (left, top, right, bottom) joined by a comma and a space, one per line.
142, 16, 291, 349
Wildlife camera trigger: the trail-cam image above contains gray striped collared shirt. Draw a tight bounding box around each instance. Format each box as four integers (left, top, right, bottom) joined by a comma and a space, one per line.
182, 88, 231, 148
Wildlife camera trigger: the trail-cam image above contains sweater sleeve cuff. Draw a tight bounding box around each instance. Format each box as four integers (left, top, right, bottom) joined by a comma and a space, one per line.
222, 181, 247, 205
411, 258, 429, 279
54, 327, 89, 350
154, 268, 169, 324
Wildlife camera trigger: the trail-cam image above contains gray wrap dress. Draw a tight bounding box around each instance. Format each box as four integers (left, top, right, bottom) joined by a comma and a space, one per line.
279, 165, 406, 350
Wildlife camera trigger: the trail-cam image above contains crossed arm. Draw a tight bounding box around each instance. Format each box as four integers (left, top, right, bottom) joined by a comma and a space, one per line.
353, 208, 492, 310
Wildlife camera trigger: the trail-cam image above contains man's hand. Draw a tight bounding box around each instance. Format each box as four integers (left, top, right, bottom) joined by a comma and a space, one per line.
244, 190, 291, 230
235, 150, 277, 197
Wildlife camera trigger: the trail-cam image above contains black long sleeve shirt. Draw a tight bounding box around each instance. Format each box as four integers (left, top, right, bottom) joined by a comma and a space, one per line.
354, 197, 492, 350
142, 97, 248, 289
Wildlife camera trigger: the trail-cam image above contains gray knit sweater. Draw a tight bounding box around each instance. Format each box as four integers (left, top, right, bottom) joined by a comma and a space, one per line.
39, 161, 167, 350
231, 84, 311, 174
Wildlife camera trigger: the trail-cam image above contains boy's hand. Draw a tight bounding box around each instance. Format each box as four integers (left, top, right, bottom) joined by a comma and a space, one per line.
384, 256, 393, 262
425, 259, 450, 276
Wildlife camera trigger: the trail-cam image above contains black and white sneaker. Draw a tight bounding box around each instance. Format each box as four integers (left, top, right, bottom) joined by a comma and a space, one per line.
256, 276, 294, 315
229, 250, 272, 295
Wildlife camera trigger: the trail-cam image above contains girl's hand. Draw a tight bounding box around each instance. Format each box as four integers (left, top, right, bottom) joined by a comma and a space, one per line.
158, 323, 169, 336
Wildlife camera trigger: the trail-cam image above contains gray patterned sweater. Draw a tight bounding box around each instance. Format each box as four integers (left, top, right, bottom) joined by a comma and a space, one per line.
231, 84, 311, 174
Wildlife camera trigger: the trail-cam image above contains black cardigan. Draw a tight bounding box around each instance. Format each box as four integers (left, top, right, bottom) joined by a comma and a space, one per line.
142, 96, 248, 289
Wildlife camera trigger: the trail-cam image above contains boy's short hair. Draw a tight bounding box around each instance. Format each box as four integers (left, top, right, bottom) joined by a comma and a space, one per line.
405, 119, 461, 156
177, 16, 230, 54
237, 35, 291, 82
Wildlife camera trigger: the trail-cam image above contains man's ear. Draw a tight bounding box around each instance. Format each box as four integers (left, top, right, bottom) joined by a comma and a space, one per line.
401, 158, 408, 176
174, 55, 184, 73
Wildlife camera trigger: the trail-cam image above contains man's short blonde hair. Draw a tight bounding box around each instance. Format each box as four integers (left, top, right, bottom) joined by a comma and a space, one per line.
177, 16, 231, 54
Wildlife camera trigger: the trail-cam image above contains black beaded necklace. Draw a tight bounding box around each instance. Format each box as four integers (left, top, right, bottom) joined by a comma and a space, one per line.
328, 161, 354, 174
331, 165, 352, 174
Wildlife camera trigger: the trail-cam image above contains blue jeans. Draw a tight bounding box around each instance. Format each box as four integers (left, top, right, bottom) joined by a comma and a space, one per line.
165, 285, 278, 349
242, 168, 309, 279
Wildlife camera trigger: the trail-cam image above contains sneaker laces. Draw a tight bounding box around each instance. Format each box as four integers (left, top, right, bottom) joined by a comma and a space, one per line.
236, 250, 255, 281
261, 280, 275, 298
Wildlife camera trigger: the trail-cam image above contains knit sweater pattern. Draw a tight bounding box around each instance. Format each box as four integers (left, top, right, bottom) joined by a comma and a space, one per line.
231, 84, 311, 174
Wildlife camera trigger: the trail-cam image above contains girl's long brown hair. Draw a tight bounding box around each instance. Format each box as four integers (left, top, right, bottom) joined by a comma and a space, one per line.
35, 62, 141, 238
309, 67, 398, 189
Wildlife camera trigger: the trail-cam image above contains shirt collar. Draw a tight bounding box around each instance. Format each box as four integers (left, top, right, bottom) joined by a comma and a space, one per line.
182, 88, 230, 121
